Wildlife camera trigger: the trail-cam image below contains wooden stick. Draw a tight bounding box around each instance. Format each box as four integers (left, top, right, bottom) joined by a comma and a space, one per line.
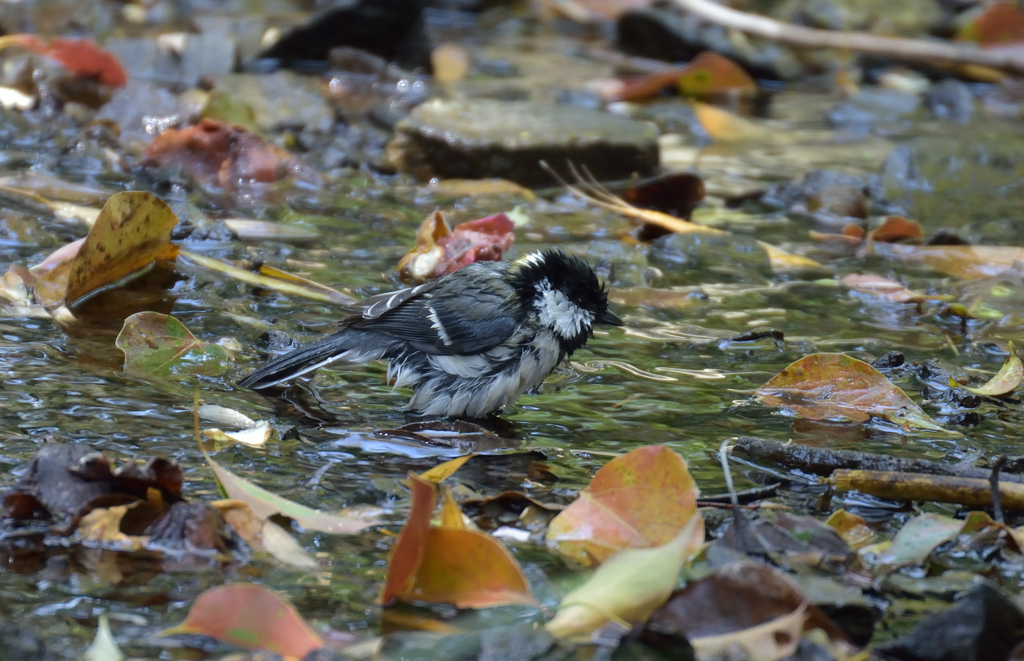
833, 470, 1024, 511
670, 0, 1024, 75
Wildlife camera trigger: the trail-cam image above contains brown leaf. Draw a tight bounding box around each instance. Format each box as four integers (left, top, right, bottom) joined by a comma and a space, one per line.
841, 273, 923, 304
869, 215, 923, 243
10, 35, 127, 86
757, 353, 951, 434
398, 211, 515, 284
622, 172, 705, 220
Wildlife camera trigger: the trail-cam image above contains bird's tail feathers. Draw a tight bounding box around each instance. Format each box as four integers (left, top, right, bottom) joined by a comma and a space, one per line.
238, 331, 387, 390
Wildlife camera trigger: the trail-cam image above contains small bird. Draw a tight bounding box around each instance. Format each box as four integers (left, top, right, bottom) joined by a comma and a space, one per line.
238, 249, 622, 418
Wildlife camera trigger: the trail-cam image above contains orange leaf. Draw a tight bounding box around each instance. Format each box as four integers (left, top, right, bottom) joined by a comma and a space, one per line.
869, 215, 923, 243
161, 584, 323, 658
12, 35, 127, 86
381, 474, 535, 608
677, 52, 756, 97
757, 353, 952, 434
957, 2, 1024, 46
410, 528, 535, 608
870, 243, 1024, 280
546, 445, 702, 566
380, 474, 435, 606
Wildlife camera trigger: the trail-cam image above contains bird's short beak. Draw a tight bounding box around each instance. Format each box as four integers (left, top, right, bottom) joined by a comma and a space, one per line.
598, 309, 624, 326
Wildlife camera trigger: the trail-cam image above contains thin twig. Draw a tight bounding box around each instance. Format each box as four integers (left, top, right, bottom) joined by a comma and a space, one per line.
670, 0, 1024, 76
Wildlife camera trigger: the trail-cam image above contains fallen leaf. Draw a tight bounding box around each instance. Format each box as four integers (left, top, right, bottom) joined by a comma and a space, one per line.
642, 562, 807, 661
877, 513, 963, 568
179, 250, 358, 306
161, 584, 323, 658
677, 52, 757, 97
116, 312, 231, 376
825, 509, 877, 549
957, 2, 1024, 46
622, 172, 705, 220
545, 516, 704, 641
203, 452, 383, 535
381, 474, 535, 608
78, 504, 146, 550
757, 353, 952, 434
419, 454, 476, 483
397, 211, 515, 284
6, 35, 127, 86
962, 342, 1023, 396
86, 614, 124, 661
692, 102, 770, 142
214, 500, 318, 570
869, 243, 1024, 280
546, 445, 703, 567
841, 273, 924, 304
203, 421, 274, 447
869, 215, 923, 243
43, 191, 178, 309
142, 118, 319, 189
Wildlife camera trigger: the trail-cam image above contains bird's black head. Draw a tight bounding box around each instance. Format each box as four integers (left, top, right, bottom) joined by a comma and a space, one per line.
510, 250, 622, 355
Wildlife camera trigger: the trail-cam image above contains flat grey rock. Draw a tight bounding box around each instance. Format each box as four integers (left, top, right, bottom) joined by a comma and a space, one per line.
386, 99, 659, 186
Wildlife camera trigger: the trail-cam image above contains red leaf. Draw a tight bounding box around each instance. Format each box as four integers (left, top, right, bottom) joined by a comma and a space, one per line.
380, 474, 435, 606
162, 584, 323, 658
14, 35, 127, 87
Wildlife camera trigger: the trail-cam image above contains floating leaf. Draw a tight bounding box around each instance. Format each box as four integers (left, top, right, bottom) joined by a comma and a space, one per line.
841, 273, 924, 304
203, 451, 383, 535
869, 215, 923, 243
419, 454, 475, 483
877, 513, 963, 568
4, 35, 127, 86
642, 562, 808, 661
825, 509, 876, 549
204, 421, 274, 447
161, 584, 323, 658
622, 172, 705, 220
757, 353, 952, 434
381, 474, 535, 609
545, 516, 704, 641
63, 192, 179, 307
869, 243, 1024, 280
116, 312, 231, 376
213, 500, 318, 570
546, 445, 703, 566
962, 342, 1023, 396
677, 52, 757, 97
692, 102, 770, 142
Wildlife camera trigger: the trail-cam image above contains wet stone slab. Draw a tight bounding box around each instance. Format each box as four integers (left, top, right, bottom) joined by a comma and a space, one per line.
386, 99, 660, 187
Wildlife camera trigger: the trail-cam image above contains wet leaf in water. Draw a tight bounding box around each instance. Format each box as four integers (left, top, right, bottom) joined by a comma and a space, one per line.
397, 211, 515, 284
961, 342, 1022, 396
692, 102, 770, 142
545, 516, 704, 641
213, 500, 318, 570
870, 243, 1024, 279
876, 513, 963, 568
957, 2, 1024, 45
116, 312, 231, 376
203, 451, 383, 535
77, 503, 147, 551
622, 172, 705, 220
6, 35, 127, 86
203, 421, 274, 447
757, 353, 951, 434
86, 614, 124, 661
841, 273, 925, 304
419, 454, 475, 483
825, 509, 877, 549
677, 52, 757, 97
546, 445, 703, 566
869, 215, 923, 243
161, 584, 323, 657
381, 474, 535, 609
642, 562, 808, 661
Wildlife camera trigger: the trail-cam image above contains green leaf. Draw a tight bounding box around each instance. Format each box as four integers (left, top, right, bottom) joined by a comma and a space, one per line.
116, 312, 230, 376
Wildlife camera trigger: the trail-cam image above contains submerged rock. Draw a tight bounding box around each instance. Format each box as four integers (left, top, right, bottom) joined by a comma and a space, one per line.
386, 99, 659, 186
924, 79, 975, 124
206, 71, 334, 133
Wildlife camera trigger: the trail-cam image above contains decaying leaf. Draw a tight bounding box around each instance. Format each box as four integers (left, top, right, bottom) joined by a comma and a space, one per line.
213, 500, 318, 569
961, 342, 1023, 396
546, 445, 703, 566
397, 211, 515, 284
203, 420, 274, 447
876, 513, 964, 568
3, 34, 127, 86
545, 516, 704, 641
825, 509, 877, 549
380, 473, 535, 609
161, 584, 324, 658
642, 562, 808, 661
841, 274, 925, 304
116, 312, 231, 376
757, 353, 953, 434
610, 52, 755, 102
957, 2, 1024, 45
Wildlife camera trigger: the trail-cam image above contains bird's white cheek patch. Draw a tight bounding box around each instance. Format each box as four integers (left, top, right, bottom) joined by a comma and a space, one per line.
536, 286, 594, 339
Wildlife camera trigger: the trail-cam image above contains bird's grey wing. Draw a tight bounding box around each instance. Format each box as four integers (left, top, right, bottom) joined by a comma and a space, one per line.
360, 281, 439, 319
352, 266, 520, 355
